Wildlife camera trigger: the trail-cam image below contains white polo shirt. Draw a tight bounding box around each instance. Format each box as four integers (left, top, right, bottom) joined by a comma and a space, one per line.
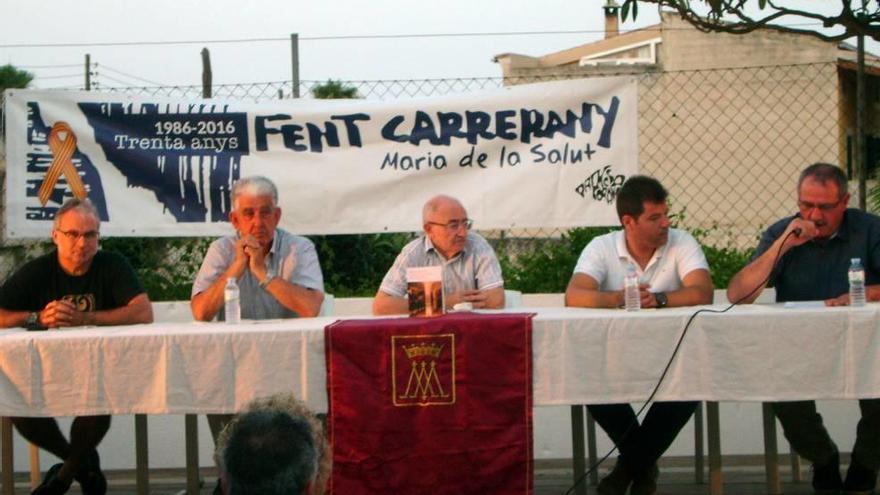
573, 228, 709, 292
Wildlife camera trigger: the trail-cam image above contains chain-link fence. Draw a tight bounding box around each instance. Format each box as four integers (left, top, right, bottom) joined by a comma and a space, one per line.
0, 62, 852, 298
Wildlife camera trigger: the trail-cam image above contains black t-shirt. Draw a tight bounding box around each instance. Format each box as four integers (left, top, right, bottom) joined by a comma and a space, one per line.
753, 208, 880, 301
0, 250, 145, 312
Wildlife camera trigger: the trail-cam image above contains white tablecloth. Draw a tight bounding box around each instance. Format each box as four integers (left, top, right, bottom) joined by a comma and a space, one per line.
0, 304, 877, 417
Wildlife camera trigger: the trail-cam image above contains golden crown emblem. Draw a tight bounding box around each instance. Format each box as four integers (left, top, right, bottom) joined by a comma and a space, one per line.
403, 342, 444, 359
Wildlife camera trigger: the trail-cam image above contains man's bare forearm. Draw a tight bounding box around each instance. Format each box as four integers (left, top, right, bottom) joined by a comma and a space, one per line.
89, 293, 154, 325
666, 285, 713, 307
483, 287, 505, 309
565, 286, 623, 308
373, 291, 408, 315
191, 275, 230, 321
263, 279, 324, 317
727, 247, 779, 304
0, 308, 29, 329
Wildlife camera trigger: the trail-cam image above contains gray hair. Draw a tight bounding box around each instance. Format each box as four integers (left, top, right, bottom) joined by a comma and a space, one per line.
53, 198, 100, 230
215, 394, 329, 495
798, 163, 848, 199
232, 176, 278, 209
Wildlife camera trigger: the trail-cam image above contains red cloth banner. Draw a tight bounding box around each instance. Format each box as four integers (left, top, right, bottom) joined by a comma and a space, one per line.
326, 313, 534, 495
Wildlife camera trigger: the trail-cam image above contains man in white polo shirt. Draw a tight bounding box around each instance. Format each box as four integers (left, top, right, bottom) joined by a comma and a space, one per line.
565, 175, 713, 495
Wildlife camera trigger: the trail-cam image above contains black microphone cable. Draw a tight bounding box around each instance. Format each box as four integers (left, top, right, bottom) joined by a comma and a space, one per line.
562, 228, 799, 495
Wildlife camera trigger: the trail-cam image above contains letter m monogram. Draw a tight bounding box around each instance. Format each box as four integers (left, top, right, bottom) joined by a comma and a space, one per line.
391, 334, 456, 407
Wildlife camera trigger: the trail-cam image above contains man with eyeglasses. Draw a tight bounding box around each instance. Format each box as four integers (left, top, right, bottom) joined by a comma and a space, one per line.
728, 162, 880, 494
190, 175, 325, 492
564, 175, 713, 495
0, 197, 153, 495
373, 194, 504, 314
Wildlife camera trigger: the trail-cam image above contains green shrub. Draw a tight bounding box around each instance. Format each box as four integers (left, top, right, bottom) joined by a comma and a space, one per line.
309, 233, 414, 297
101, 237, 211, 301
1, 222, 757, 302
496, 227, 616, 293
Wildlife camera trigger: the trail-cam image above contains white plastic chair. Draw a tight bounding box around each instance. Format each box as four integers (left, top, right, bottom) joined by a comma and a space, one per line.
503, 289, 523, 309
319, 294, 335, 316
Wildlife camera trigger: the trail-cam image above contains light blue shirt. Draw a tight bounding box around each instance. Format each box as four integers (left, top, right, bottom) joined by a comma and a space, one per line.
192, 229, 324, 320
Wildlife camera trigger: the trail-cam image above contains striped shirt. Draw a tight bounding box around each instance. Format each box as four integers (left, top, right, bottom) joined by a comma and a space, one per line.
379, 232, 504, 298
192, 229, 324, 320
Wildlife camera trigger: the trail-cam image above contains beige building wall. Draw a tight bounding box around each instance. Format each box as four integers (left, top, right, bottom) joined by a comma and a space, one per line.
495, 13, 843, 247
659, 14, 837, 71
639, 63, 840, 246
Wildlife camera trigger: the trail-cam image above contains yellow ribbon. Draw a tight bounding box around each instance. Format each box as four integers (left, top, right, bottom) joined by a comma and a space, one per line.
37, 122, 88, 206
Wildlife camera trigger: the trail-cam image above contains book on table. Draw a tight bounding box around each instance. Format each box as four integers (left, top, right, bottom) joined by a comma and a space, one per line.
406, 266, 444, 317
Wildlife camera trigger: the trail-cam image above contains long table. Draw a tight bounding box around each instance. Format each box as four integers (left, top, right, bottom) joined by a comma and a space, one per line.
1, 304, 878, 493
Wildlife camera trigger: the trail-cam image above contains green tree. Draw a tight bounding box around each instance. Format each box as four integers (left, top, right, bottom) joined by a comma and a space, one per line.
0, 64, 34, 94
620, 1, 879, 41
312, 79, 359, 99
0, 64, 34, 127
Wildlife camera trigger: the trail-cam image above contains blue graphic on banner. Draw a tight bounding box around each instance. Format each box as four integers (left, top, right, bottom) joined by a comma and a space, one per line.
25, 102, 109, 221
79, 102, 249, 223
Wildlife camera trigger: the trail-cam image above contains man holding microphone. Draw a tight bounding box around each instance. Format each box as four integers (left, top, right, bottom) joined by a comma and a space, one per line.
728, 162, 880, 494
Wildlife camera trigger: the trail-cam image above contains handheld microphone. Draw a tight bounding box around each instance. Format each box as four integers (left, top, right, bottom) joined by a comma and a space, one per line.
792, 212, 803, 238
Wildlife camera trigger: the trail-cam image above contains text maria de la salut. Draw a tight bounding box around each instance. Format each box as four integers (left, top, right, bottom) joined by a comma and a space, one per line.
108, 97, 621, 171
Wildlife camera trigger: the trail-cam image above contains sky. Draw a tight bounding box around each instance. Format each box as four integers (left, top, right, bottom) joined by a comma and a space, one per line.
0, 1, 873, 90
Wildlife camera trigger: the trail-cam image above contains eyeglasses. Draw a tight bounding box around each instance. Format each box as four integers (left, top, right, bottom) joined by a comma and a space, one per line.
798, 200, 842, 212
427, 219, 473, 231
56, 229, 100, 241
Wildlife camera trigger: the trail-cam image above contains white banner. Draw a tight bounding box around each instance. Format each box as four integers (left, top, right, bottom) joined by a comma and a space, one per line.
3, 78, 637, 238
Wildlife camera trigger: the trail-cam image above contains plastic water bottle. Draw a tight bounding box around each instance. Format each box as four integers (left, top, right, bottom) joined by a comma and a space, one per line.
849, 258, 866, 307
624, 262, 641, 312
224, 277, 241, 323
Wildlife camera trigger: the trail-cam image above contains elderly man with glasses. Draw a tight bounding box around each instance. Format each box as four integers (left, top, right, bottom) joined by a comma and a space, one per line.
0, 197, 153, 495
373, 194, 504, 315
728, 162, 880, 494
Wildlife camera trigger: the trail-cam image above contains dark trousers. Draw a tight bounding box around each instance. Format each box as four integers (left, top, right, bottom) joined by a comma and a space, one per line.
11, 415, 110, 479
588, 401, 698, 473
774, 399, 880, 469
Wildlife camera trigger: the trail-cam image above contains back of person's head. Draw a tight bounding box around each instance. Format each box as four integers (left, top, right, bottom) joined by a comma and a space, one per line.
216, 394, 329, 495
615, 175, 668, 221
221, 411, 317, 495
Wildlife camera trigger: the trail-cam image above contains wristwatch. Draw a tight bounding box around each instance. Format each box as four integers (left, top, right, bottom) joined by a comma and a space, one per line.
25, 312, 43, 330
655, 292, 668, 309
260, 275, 275, 289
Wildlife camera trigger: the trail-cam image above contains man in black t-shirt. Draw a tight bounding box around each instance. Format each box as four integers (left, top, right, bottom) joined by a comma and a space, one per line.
0, 198, 152, 495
